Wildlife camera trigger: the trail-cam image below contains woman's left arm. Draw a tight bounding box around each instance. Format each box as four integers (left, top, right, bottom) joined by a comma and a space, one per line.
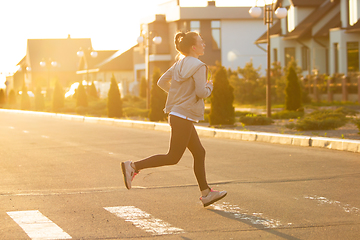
157, 67, 173, 93
193, 65, 213, 98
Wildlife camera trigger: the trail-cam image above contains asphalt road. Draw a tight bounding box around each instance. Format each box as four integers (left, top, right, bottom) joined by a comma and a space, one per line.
1, 111, 360, 240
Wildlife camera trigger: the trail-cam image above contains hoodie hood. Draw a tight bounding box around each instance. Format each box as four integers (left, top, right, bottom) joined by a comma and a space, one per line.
172, 56, 206, 82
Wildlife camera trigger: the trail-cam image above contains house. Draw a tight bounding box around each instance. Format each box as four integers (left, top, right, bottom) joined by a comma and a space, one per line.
15, 35, 93, 91
257, 0, 360, 76
76, 46, 136, 98
134, 0, 269, 83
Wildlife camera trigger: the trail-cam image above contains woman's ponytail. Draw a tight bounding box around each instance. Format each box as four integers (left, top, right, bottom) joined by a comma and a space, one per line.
174, 31, 198, 56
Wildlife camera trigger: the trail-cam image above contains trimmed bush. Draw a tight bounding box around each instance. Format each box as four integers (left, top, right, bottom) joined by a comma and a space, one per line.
89, 81, 98, 100
8, 89, 16, 106
35, 86, 45, 111
149, 68, 167, 122
20, 84, 31, 110
107, 74, 123, 118
285, 66, 302, 111
239, 114, 273, 125
0, 89, 5, 106
52, 80, 64, 112
209, 63, 235, 125
287, 109, 347, 131
353, 119, 360, 134
76, 82, 88, 108
139, 76, 147, 99
272, 110, 304, 119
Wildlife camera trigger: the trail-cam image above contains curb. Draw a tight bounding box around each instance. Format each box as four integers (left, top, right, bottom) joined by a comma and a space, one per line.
1, 109, 359, 153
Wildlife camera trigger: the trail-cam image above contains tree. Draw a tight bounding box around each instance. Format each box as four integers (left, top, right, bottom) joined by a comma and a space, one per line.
52, 80, 64, 112
107, 74, 123, 118
0, 89, 5, 107
148, 68, 167, 121
76, 82, 88, 107
89, 81, 98, 100
230, 60, 266, 104
139, 76, 147, 98
35, 86, 45, 111
209, 63, 235, 125
8, 89, 16, 106
285, 66, 302, 111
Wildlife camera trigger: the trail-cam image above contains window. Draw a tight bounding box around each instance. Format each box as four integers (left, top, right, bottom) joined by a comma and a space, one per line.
190, 21, 200, 33
287, 5, 295, 32
285, 47, 296, 67
347, 42, 359, 72
349, 0, 358, 26
301, 47, 309, 71
273, 48, 278, 63
211, 21, 221, 50
334, 43, 339, 73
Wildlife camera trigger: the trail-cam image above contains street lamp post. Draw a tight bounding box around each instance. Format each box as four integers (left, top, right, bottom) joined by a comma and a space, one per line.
76, 48, 98, 83
137, 30, 162, 109
40, 58, 57, 89
249, 1, 287, 117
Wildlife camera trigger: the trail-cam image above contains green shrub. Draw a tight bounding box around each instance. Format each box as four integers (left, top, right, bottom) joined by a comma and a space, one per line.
209, 63, 235, 125
353, 119, 360, 134
239, 114, 273, 125
35, 86, 45, 111
285, 66, 302, 111
89, 81, 98, 100
272, 110, 304, 119
288, 110, 347, 131
8, 89, 16, 106
107, 74, 123, 118
52, 80, 64, 112
123, 107, 149, 118
0, 89, 5, 106
139, 76, 147, 99
148, 68, 167, 121
20, 84, 31, 110
77, 82, 88, 108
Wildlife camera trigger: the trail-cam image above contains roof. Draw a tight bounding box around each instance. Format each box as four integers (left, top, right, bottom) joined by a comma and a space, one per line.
290, 0, 326, 7
96, 46, 134, 71
26, 37, 92, 72
78, 50, 117, 71
81, 46, 135, 73
346, 20, 360, 33
275, 0, 325, 9
313, 12, 341, 37
283, 0, 339, 40
255, 20, 281, 44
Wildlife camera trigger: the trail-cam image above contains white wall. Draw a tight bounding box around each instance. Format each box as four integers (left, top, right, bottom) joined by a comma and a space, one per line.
221, 19, 267, 75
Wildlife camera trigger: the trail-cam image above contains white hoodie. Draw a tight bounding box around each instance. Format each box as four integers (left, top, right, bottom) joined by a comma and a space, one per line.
157, 56, 213, 121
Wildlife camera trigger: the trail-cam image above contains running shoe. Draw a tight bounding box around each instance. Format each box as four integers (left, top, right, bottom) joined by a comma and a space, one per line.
200, 189, 227, 207
121, 161, 138, 190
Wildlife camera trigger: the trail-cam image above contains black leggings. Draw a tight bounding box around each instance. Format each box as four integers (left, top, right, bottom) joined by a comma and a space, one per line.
134, 115, 210, 191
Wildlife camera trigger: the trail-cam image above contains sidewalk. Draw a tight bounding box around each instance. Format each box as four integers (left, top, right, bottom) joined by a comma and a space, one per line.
1, 109, 359, 154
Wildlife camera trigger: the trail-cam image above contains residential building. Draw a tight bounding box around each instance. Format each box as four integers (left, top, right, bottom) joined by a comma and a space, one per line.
77, 47, 136, 98
15, 36, 93, 91
134, 0, 269, 84
257, 0, 360, 76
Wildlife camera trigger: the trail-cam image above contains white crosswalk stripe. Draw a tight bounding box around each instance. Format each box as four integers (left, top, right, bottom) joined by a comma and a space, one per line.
104, 206, 184, 235
6, 210, 72, 240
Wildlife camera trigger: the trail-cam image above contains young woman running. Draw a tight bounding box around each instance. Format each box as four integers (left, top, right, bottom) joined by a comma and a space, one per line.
121, 31, 227, 207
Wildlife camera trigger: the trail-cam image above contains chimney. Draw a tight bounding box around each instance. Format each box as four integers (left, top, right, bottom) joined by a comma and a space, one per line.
207, 1, 215, 7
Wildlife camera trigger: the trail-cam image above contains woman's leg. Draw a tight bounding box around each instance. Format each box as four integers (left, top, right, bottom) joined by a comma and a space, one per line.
134, 115, 193, 171
187, 125, 210, 191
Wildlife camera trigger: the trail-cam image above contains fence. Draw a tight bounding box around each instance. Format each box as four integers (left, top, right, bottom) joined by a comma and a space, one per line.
302, 73, 360, 103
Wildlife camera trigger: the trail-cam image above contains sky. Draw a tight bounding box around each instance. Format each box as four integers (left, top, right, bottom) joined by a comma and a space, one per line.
0, 0, 256, 88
